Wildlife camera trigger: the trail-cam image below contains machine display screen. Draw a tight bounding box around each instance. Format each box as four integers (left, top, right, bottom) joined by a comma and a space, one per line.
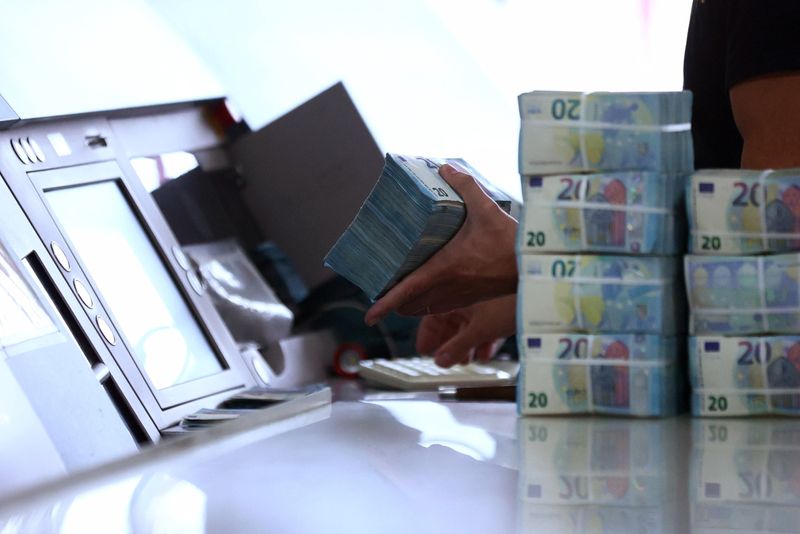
45, 180, 223, 390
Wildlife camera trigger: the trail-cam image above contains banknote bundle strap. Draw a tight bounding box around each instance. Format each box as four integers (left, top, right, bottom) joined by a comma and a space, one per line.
528, 197, 673, 214
757, 256, 769, 332
526, 357, 672, 367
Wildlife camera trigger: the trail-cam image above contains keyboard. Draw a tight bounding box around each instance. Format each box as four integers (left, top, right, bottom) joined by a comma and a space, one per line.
358, 356, 519, 391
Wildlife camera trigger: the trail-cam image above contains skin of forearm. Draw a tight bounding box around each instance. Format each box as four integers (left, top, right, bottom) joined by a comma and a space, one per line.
730, 72, 800, 169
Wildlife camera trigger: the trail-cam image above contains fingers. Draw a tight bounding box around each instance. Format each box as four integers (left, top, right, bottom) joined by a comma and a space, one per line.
415, 315, 451, 355
365, 271, 428, 325
433, 327, 483, 368
474, 341, 494, 363
439, 164, 494, 210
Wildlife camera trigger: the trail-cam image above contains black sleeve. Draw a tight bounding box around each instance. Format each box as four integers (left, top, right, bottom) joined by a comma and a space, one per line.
726, 1, 800, 89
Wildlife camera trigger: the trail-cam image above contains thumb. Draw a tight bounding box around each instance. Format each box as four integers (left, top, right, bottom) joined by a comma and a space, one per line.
439, 164, 493, 209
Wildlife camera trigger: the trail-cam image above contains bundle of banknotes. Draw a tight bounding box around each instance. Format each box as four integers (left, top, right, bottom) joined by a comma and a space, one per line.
518, 171, 685, 255
691, 419, 800, 531
688, 169, 800, 255
324, 153, 511, 300
518, 254, 682, 335
519, 333, 682, 416
518, 90, 694, 176
516, 90, 691, 418
689, 336, 800, 416
685, 254, 800, 335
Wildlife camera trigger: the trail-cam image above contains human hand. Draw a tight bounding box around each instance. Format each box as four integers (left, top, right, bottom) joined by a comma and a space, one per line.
415, 294, 516, 368
365, 164, 517, 326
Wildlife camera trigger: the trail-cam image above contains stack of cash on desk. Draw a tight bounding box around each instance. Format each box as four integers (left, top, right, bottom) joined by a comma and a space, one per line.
325, 153, 510, 300
686, 169, 800, 415
517, 90, 693, 416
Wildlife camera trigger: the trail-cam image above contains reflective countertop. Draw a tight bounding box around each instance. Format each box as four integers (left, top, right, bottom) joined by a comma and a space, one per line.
1, 391, 798, 533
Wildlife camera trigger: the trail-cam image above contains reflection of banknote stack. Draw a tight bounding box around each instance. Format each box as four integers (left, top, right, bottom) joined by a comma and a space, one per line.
517, 90, 691, 416
325, 153, 511, 300
691, 419, 800, 532
686, 169, 800, 416
518, 418, 680, 534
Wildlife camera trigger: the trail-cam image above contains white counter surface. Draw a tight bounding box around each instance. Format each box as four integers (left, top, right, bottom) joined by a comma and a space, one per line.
1, 392, 797, 533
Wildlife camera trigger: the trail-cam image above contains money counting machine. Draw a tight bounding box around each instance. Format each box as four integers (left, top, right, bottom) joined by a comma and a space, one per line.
0, 11, 390, 486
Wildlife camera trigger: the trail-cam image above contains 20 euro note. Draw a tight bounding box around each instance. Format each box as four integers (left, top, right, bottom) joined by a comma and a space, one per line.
518, 333, 681, 417
690, 336, 800, 416
518, 254, 683, 335
685, 254, 800, 335
688, 168, 800, 254
519, 171, 685, 255
518, 90, 694, 176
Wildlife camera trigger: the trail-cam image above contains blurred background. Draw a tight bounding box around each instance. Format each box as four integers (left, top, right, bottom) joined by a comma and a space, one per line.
0, 0, 693, 200
147, 0, 693, 200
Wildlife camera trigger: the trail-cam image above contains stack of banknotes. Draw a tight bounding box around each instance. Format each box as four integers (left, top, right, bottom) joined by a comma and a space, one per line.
517, 90, 691, 417
519, 171, 686, 255
518, 418, 679, 532
691, 419, 800, 532
518, 90, 694, 176
686, 168, 800, 416
690, 336, 800, 416
688, 169, 800, 255
519, 333, 682, 416
325, 153, 511, 300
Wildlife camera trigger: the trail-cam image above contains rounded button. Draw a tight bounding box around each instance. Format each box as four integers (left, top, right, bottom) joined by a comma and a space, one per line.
10, 139, 30, 164
96, 316, 116, 345
252, 356, 272, 385
73, 279, 93, 308
187, 270, 204, 295
20, 139, 37, 163
172, 245, 191, 271
51, 242, 71, 271
28, 138, 46, 162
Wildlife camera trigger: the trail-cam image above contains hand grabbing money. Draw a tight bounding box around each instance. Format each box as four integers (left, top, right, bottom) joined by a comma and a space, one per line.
365, 164, 518, 325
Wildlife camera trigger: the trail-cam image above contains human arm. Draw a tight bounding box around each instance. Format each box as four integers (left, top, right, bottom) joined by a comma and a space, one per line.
364, 164, 517, 326
730, 72, 800, 169
415, 294, 516, 368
